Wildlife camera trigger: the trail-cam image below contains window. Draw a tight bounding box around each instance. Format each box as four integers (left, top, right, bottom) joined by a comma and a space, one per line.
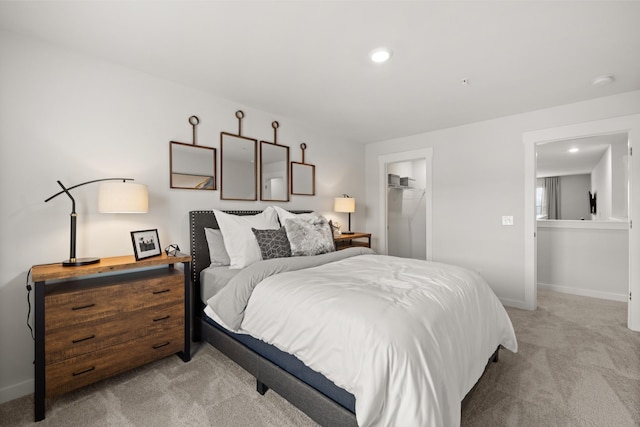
536, 185, 546, 219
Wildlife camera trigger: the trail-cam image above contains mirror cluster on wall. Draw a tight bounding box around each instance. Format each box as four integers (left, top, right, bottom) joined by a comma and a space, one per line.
535, 132, 629, 221
170, 112, 316, 200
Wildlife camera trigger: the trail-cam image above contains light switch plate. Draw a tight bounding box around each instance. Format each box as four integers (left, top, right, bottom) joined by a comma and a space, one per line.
502, 216, 514, 226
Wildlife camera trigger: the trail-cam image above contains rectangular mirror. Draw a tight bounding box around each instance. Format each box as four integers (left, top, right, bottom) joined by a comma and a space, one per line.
170, 141, 216, 190
291, 162, 315, 195
260, 142, 290, 202
220, 132, 257, 200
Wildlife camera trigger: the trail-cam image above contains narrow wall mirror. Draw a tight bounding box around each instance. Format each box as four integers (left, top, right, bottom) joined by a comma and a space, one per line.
169, 141, 216, 190
291, 163, 315, 195
260, 142, 290, 201
291, 143, 315, 195
220, 132, 258, 200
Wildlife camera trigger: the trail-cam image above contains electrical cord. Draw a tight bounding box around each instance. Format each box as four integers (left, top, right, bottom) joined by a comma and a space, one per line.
26, 268, 34, 341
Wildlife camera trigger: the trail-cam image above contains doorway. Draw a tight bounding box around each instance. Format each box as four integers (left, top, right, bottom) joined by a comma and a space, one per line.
387, 159, 427, 259
523, 114, 640, 332
535, 133, 629, 302
378, 149, 433, 260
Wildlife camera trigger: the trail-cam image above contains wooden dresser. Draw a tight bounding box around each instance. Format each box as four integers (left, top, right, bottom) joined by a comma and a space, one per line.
31, 253, 191, 421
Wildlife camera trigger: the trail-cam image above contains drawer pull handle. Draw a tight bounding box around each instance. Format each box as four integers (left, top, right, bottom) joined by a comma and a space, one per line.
153, 315, 170, 322
152, 342, 170, 350
72, 334, 96, 344
152, 289, 170, 295
72, 303, 95, 311
72, 366, 95, 376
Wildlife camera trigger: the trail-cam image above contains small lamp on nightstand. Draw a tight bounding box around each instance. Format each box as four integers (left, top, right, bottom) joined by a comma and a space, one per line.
334, 194, 355, 235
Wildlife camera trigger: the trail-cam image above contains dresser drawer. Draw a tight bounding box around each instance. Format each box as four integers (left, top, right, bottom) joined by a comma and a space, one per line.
45, 284, 125, 331
46, 326, 184, 398
126, 273, 184, 311
45, 302, 184, 364
45, 270, 184, 330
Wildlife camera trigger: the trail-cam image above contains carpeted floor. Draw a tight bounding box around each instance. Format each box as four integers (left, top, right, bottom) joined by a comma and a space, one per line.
462, 290, 640, 426
1, 289, 639, 427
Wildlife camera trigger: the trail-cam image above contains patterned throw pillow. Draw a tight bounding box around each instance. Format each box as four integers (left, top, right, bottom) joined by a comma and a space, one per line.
284, 214, 336, 256
251, 227, 292, 260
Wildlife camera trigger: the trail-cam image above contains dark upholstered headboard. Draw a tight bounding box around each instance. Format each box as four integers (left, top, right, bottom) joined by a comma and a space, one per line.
189, 210, 312, 297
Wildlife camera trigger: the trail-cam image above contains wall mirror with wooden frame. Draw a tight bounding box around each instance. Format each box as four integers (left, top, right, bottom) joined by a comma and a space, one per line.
220, 132, 258, 200
260, 141, 290, 202
169, 141, 216, 190
291, 143, 315, 195
291, 162, 315, 195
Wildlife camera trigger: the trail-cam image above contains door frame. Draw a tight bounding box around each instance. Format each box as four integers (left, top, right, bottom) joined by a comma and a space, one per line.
523, 114, 640, 331
378, 148, 433, 260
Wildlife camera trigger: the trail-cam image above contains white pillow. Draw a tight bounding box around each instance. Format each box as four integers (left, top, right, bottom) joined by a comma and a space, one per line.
213, 207, 279, 269
204, 228, 230, 266
273, 205, 296, 224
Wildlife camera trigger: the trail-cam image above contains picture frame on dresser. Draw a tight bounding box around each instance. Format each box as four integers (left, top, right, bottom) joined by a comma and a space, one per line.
131, 229, 161, 260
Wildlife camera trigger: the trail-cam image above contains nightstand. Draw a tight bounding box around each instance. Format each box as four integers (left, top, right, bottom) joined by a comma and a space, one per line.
334, 232, 372, 250
31, 253, 191, 421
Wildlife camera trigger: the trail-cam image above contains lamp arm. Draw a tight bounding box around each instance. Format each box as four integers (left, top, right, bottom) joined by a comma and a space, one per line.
54, 180, 76, 213
44, 178, 134, 203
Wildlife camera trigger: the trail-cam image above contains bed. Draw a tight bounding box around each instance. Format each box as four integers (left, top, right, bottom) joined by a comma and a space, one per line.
189, 208, 517, 426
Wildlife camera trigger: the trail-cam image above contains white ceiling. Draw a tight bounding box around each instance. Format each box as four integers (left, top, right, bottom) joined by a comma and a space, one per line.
1, 1, 639, 144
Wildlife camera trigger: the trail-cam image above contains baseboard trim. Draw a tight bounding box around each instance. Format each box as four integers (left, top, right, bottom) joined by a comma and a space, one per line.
0, 378, 33, 404
499, 297, 530, 310
538, 283, 628, 303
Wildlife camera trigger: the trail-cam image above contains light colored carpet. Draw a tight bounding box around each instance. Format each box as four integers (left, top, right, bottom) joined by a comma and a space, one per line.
2, 289, 639, 426
461, 289, 640, 426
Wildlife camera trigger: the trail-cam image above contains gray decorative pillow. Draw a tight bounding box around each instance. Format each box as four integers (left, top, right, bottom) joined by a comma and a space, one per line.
284, 215, 336, 256
251, 227, 292, 260
204, 228, 231, 266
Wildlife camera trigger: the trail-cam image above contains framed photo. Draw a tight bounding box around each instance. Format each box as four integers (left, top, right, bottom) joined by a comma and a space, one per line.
130, 229, 161, 261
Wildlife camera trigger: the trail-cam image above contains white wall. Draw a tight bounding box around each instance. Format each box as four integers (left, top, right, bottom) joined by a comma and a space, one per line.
537, 222, 628, 301
0, 32, 365, 403
365, 90, 640, 308
559, 174, 591, 220
592, 146, 613, 220
611, 138, 629, 219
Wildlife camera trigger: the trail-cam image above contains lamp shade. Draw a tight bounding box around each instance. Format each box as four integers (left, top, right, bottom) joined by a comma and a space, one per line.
334, 197, 355, 213
98, 182, 148, 213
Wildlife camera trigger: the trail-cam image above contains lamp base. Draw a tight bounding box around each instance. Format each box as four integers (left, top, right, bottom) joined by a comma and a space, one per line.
62, 257, 100, 267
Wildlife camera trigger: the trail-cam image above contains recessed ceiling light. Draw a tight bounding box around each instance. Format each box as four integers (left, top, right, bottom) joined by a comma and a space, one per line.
370, 47, 392, 63
592, 75, 614, 87
568, 147, 579, 153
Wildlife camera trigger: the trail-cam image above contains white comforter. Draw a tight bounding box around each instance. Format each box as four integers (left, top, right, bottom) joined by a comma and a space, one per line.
215, 254, 518, 426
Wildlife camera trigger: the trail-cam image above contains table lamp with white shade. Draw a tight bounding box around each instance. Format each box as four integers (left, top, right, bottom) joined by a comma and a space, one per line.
334, 194, 355, 235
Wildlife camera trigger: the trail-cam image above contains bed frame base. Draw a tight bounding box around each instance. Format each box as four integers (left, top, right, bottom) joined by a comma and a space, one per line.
200, 314, 500, 426
256, 380, 269, 395
199, 316, 358, 426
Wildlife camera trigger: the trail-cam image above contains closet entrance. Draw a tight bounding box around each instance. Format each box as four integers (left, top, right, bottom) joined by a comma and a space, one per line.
387, 161, 427, 259
378, 149, 433, 261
